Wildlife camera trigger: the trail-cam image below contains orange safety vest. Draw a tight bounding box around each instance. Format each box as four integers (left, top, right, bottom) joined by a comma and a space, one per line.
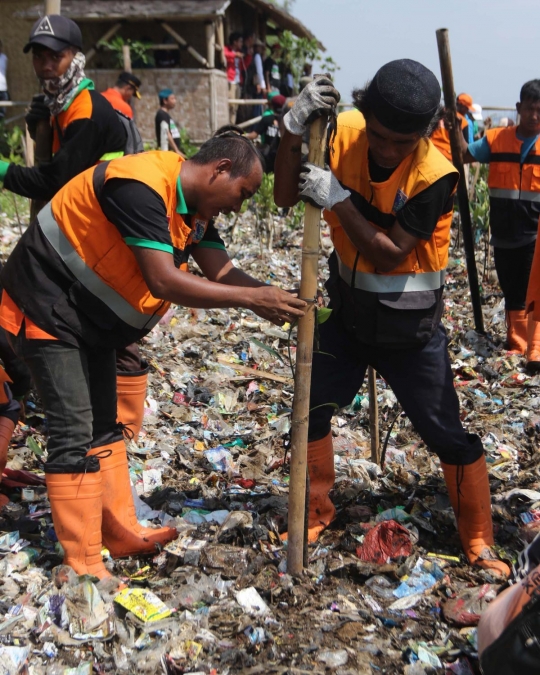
324, 110, 458, 294
485, 126, 540, 242
430, 113, 468, 162
1, 151, 211, 348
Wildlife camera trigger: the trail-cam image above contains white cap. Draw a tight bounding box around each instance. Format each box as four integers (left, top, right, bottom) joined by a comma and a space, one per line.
499, 117, 509, 127
471, 103, 483, 121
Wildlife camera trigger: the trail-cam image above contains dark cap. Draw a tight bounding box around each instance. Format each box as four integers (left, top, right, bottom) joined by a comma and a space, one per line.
23, 15, 83, 54
366, 59, 441, 134
118, 71, 141, 98
271, 94, 286, 111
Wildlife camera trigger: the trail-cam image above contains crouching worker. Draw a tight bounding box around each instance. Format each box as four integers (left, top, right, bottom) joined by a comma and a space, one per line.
0, 132, 306, 579
478, 535, 540, 674
274, 61, 510, 578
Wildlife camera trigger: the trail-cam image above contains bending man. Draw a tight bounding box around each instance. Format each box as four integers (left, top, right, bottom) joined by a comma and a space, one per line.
0, 134, 306, 579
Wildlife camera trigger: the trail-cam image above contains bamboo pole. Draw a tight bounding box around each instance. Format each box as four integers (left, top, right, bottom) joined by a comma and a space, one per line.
31, 0, 60, 221
368, 367, 380, 464
436, 28, 485, 334
45, 0, 61, 13
287, 115, 327, 576
122, 45, 131, 73
85, 22, 122, 64
161, 22, 209, 68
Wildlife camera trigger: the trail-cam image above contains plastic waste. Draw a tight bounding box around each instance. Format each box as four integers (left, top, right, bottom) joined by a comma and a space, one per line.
356, 520, 413, 564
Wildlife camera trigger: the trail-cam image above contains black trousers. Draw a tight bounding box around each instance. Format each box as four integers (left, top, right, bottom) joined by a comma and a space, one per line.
308, 312, 484, 466
493, 241, 536, 311
8, 333, 123, 473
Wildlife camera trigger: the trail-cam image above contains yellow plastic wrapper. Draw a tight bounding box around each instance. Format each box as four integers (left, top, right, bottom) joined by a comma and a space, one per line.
114, 588, 173, 622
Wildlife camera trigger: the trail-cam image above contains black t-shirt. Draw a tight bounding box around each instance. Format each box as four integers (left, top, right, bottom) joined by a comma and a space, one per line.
367, 151, 456, 240
99, 178, 225, 268
254, 113, 280, 145
155, 109, 180, 148
263, 57, 280, 88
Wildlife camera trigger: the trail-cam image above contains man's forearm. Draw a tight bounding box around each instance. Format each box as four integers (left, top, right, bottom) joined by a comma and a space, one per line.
216, 265, 268, 288
274, 129, 303, 207
333, 199, 411, 272
153, 268, 255, 309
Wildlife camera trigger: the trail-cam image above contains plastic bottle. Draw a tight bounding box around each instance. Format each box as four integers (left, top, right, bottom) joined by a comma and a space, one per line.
0, 548, 39, 575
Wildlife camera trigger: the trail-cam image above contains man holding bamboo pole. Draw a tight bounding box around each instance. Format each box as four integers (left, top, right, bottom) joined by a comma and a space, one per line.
275, 60, 509, 578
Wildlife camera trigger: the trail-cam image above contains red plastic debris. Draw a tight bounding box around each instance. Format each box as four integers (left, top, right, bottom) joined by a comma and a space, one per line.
355, 520, 413, 564
442, 584, 499, 626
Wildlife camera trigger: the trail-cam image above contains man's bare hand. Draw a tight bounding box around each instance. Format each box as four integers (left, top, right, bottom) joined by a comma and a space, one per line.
246, 286, 307, 325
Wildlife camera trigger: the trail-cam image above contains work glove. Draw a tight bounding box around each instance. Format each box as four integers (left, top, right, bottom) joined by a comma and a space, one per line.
283, 75, 340, 136
25, 94, 51, 140
299, 162, 350, 211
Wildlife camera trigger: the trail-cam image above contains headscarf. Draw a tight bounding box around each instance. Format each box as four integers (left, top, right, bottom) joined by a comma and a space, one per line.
40, 51, 86, 117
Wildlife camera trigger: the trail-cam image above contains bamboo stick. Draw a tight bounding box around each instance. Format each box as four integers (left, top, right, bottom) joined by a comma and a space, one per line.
31, 0, 60, 221
368, 367, 380, 464
86, 22, 122, 64
436, 28, 485, 334
287, 116, 327, 576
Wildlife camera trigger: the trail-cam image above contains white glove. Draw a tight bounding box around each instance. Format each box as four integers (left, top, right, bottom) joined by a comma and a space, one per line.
298, 162, 351, 211
283, 76, 340, 136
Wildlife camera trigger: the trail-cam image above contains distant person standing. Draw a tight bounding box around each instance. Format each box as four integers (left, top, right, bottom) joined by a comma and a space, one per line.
264, 43, 281, 93
0, 40, 9, 119
224, 32, 244, 124
155, 88, 183, 155
101, 71, 141, 119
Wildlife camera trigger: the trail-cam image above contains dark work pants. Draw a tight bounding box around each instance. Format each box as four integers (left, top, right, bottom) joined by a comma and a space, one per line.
8, 333, 123, 473
116, 342, 144, 373
308, 313, 484, 466
493, 241, 536, 311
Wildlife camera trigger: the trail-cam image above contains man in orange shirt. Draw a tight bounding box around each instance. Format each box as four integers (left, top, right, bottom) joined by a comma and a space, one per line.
101, 71, 141, 120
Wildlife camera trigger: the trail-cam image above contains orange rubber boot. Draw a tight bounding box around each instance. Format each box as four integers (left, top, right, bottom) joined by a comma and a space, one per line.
526, 313, 540, 373
0, 417, 15, 507
506, 310, 528, 354
90, 440, 177, 558
441, 456, 510, 578
282, 432, 336, 543
46, 472, 111, 579
116, 369, 148, 439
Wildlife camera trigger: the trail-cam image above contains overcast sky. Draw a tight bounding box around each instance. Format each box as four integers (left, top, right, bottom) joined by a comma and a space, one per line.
291, 0, 537, 116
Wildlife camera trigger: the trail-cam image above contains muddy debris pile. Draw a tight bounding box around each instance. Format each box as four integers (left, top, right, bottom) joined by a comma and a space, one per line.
0, 209, 538, 674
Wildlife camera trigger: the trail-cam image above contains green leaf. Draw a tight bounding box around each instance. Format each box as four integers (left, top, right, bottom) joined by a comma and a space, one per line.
317, 307, 332, 324
250, 338, 284, 363
27, 436, 43, 457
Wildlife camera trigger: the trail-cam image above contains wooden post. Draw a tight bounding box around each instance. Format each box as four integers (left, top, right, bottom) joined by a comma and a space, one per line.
436, 28, 485, 334
45, 0, 61, 13
24, 127, 34, 167
216, 17, 226, 67
122, 44, 132, 72
205, 21, 216, 69
85, 22, 122, 65
161, 22, 209, 68
287, 116, 327, 576
368, 367, 380, 464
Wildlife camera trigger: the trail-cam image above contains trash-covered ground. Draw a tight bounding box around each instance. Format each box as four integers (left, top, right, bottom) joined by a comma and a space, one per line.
0, 204, 539, 675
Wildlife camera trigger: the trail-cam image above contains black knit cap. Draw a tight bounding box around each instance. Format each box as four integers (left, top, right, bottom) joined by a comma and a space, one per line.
366, 59, 441, 134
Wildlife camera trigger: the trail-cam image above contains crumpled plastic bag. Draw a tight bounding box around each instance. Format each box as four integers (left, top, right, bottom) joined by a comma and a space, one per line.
356, 520, 413, 564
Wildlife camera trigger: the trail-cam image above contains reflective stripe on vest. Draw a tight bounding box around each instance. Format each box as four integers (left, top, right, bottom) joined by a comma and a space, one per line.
489, 188, 540, 202
37, 203, 161, 331
337, 253, 446, 293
